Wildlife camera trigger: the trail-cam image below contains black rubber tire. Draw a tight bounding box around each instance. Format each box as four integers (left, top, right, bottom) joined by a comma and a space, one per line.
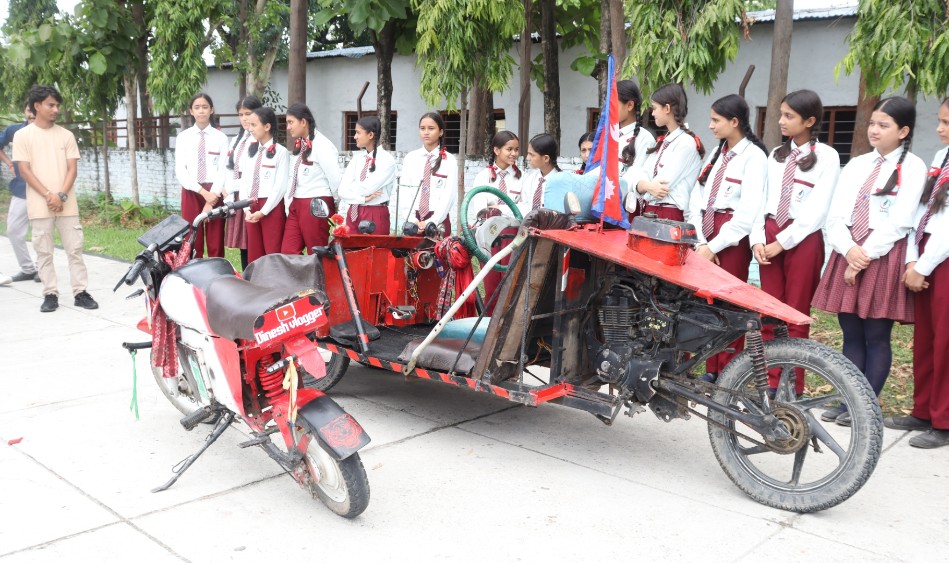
302, 350, 350, 392
302, 437, 371, 518
706, 338, 883, 513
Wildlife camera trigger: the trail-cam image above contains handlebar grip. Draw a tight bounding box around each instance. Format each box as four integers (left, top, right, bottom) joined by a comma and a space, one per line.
228, 199, 253, 211
124, 259, 147, 285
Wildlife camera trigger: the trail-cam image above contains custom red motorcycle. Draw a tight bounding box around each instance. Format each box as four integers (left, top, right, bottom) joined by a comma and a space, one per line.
117, 200, 370, 518
303, 187, 883, 513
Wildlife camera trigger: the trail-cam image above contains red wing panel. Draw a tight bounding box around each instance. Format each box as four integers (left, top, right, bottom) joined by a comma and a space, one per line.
536, 227, 812, 325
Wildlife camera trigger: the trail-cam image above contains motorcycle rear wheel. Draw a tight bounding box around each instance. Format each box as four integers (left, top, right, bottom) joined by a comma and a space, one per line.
706, 338, 883, 513
299, 430, 370, 518
302, 349, 350, 392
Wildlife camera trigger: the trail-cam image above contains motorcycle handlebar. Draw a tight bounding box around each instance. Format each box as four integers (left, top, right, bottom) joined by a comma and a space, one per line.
114, 243, 158, 291
192, 198, 253, 228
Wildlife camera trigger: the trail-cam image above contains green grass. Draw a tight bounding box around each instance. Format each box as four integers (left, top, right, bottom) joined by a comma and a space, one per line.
0, 189, 915, 415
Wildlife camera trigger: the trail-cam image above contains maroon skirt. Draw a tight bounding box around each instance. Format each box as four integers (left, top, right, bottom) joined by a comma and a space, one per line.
224, 193, 247, 249
812, 235, 913, 323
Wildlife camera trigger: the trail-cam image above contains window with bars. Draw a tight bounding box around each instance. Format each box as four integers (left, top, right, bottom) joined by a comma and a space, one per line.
343, 111, 398, 151
756, 106, 858, 165
437, 109, 507, 154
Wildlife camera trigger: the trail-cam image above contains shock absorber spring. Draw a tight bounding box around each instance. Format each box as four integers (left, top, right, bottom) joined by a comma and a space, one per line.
746, 329, 770, 401
774, 324, 790, 339
257, 356, 286, 401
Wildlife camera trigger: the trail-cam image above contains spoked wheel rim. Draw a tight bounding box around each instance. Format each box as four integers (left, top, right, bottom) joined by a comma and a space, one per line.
151, 364, 203, 416
721, 360, 856, 492
303, 437, 348, 503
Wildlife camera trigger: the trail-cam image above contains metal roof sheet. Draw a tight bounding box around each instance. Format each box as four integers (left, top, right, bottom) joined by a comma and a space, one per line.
748, 5, 858, 23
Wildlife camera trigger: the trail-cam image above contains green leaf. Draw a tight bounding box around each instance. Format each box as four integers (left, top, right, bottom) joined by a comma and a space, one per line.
88, 51, 107, 75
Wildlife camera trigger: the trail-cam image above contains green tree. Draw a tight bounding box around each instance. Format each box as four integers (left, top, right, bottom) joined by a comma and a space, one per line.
2, 0, 58, 34
837, 0, 949, 99
744, 0, 775, 10
622, 0, 750, 99
0, 0, 59, 113
314, 0, 415, 150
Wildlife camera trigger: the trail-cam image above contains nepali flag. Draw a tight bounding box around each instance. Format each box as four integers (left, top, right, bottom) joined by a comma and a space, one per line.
587, 55, 628, 229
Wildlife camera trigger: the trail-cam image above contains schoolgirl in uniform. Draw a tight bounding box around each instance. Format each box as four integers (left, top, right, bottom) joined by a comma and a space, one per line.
175, 93, 229, 258
223, 95, 262, 269
470, 131, 522, 312
750, 89, 841, 396
398, 112, 458, 235
338, 116, 396, 234
890, 97, 949, 448
241, 107, 289, 264
623, 83, 703, 221
521, 133, 562, 213
577, 132, 594, 174
281, 103, 341, 254
469, 130, 522, 223
685, 94, 768, 382
813, 96, 927, 425
616, 80, 656, 184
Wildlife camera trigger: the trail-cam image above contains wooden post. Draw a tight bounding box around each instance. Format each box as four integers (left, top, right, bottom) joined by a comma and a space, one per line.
288, 0, 307, 107
763, 0, 793, 150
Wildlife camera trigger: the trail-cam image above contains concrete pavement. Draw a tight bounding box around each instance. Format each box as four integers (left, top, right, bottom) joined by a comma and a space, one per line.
1, 240, 947, 562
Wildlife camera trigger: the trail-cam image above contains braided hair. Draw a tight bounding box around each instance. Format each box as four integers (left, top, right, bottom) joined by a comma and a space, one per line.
871, 96, 916, 197
419, 112, 447, 175
645, 83, 705, 158
227, 95, 262, 170
617, 80, 643, 167
774, 90, 822, 172
287, 102, 316, 161
487, 130, 522, 180
356, 115, 381, 173
698, 94, 767, 185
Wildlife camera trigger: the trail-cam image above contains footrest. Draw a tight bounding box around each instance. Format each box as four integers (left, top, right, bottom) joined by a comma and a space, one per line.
329, 318, 381, 345
180, 406, 214, 431
238, 427, 279, 448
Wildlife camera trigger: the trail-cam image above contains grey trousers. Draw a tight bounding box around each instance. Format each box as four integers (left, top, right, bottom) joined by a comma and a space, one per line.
6, 196, 36, 274
31, 215, 88, 297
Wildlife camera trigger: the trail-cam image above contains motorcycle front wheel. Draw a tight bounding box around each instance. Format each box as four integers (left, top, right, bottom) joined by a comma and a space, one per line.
151, 356, 204, 416
297, 428, 370, 518
706, 338, 883, 513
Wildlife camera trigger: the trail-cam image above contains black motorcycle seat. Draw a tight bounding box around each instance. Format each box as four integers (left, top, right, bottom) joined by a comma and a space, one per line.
205, 276, 326, 342
170, 258, 237, 293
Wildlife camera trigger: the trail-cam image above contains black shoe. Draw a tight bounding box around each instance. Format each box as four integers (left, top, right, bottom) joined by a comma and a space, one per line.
835, 412, 852, 427
40, 294, 58, 312
884, 415, 931, 431
11, 271, 37, 282
33, 273, 40, 282
908, 429, 949, 449
821, 404, 848, 422
74, 291, 99, 310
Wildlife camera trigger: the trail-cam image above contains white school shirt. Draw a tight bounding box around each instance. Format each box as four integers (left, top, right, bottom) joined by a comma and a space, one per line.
906, 147, 949, 276
685, 138, 768, 254
825, 147, 927, 260
396, 147, 458, 226
221, 131, 254, 198
624, 127, 702, 212
520, 168, 563, 215
338, 147, 397, 214
750, 141, 841, 249
175, 124, 230, 193
238, 138, 289, 216
286, 131, 342, 205
467, 165, 524, 223
618, 121, 656, 182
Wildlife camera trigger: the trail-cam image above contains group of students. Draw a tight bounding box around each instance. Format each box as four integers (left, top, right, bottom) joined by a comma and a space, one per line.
570, 81, 947, 449
174, 86, 949, 450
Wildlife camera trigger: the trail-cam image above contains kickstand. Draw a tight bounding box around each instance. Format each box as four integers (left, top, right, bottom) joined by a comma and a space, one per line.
151, 411, 235, 493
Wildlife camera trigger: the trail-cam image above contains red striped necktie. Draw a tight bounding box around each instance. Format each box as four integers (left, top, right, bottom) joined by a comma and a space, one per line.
775, 148, 801, 227
702, 150, 734, 240
197, 130, 207, 183
916, 163, 949, 244
850, 156, 885, 242
418, 154, 435, 219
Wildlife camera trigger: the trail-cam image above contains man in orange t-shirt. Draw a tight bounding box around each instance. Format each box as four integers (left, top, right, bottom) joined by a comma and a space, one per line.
13, 85, 97, 312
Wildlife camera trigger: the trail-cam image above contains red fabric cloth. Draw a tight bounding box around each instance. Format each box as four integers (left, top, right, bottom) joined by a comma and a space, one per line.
911, 234, 949, 429
152, 242, 192, 378
435, 237, 477, 319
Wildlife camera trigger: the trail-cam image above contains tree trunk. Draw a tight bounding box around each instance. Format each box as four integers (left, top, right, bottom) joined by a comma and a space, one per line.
466, 78, 492, 158
850, 72, 878, 159
763, 0, 793, 150
287, 0, 307, 107
238, 0, 249, 100
598, 0, 611, 105
131, 0, 154, 148
101, 117, 111, 202
125, 75, 140, 205
159, 112, 170, 151
609, 0, 625, 75
518, 0, 533, 161
540, 0, 560, 146
457, 88, 468, 225
374, 21, 396, 150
